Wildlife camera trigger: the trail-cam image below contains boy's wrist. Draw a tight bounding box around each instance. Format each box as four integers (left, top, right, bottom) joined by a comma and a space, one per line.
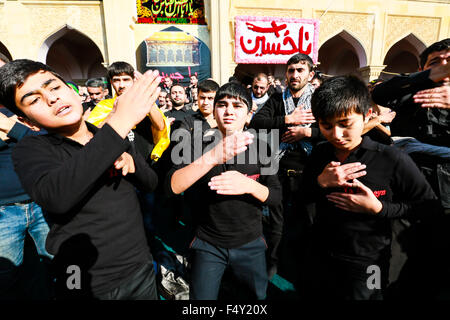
106, 112, 134, 139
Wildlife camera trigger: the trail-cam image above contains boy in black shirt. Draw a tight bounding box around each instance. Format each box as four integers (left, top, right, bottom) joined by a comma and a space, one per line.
0, 60, 162, 299
166, 82, 282, 300
302, 75, 440, 300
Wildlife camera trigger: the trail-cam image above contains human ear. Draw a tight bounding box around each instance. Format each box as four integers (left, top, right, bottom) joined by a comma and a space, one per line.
308, 71, 315, 82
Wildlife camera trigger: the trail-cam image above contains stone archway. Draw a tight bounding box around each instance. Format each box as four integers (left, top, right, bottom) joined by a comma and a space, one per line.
382, 33, 426, 79
39, 25, 106, 84
318, 30, 368, 77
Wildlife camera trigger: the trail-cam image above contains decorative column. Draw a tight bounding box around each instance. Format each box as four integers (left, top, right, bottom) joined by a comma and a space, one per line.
358, 65, 386, 83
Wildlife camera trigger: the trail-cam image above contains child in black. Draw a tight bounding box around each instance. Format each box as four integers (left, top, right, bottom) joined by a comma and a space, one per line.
301, 75, 440, 300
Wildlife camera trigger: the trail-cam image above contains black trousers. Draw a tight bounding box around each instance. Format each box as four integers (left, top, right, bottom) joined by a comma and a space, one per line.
95, 261, 158, 300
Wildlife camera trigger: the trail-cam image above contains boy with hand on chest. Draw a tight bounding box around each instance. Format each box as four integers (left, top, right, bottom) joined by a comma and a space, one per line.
0, 59, 162, 299
301, 75, 441, 300
166, 82, 282, 300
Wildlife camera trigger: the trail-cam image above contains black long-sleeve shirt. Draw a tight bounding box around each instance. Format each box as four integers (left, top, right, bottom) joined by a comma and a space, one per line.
12, 122, 158, 295
371, 69, 449, 147
302, 136, 440, 262
165, 130, 282, 248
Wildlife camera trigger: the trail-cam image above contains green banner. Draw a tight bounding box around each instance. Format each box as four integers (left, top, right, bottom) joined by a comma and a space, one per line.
137, 0, 207, 25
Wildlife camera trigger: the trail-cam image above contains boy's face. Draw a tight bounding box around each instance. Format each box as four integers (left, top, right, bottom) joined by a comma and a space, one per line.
15, 70, 83, 131
111, 73, 133, 96
318, 111, 366, 153
214, 96, 248, 135
198, 90, 216, 117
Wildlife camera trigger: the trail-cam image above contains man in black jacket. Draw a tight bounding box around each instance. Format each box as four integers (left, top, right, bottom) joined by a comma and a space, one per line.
249, 53, 321, 284
0, 59, 162, 299
371, 38, 450, 299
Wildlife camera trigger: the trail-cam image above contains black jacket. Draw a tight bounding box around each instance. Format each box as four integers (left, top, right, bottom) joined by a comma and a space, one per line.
302, 136, 440, 262
372, 69, 449, 147
12, 122, 157, 295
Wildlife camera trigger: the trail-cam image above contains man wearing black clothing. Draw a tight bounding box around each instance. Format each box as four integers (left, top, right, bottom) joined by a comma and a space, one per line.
0, 59, 162, 299
249, 53, 320, 282
166, 82, 282, 300
371, 38, 450, 299
166, 84, 195, 130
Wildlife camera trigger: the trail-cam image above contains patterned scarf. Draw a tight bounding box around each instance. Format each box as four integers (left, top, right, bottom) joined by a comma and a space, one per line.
277, 83, 315, 160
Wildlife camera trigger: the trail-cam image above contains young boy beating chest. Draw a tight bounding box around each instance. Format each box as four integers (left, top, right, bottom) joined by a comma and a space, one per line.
301, 76, 441, 300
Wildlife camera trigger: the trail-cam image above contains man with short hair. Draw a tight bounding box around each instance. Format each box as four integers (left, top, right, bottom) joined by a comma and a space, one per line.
88, 61, 167, 162
157, 89, 168, 110
251, 73, 270, 113
181, 79, 220, 134
165, 84, 195, 130
82, 78, 110, 113
162, 76, 173, 94
185, 74, 199, 104
249, 53, 321, 283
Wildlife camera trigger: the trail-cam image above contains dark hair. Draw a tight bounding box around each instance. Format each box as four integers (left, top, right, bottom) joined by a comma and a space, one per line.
0, 53, 10, 64
170, 84, 185, 94
419, 38, 450, 69
214, 82, 252, 112
286, 53, 314, 72
107, 61, 134, 81
198, 79, 219, 93
311, 75, 371, 121
85, 77, 107, 89
0, 59, 68, 117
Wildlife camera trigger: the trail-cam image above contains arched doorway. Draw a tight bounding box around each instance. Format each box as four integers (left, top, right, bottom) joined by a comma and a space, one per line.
318, 30, 367, 77
0, 41, 13, 61
39, 25, 106, 85
382, 34, 426, 79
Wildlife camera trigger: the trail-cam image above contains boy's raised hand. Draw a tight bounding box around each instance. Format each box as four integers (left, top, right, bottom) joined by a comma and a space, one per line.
209, 131, 254, 165
107, 70, 161, 138
317, 161, 367, 188
326, 179, 383, 215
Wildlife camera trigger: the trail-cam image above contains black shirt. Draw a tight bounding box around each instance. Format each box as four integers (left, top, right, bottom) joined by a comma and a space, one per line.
302, 136, 440, 262
12, 122, 158, 295
165, 130, 282, 248
372, 69, 449, 147
166, 105, 196, 131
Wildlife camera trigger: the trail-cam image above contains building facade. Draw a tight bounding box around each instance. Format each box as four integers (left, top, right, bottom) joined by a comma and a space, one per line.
0, 0, 448, 85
